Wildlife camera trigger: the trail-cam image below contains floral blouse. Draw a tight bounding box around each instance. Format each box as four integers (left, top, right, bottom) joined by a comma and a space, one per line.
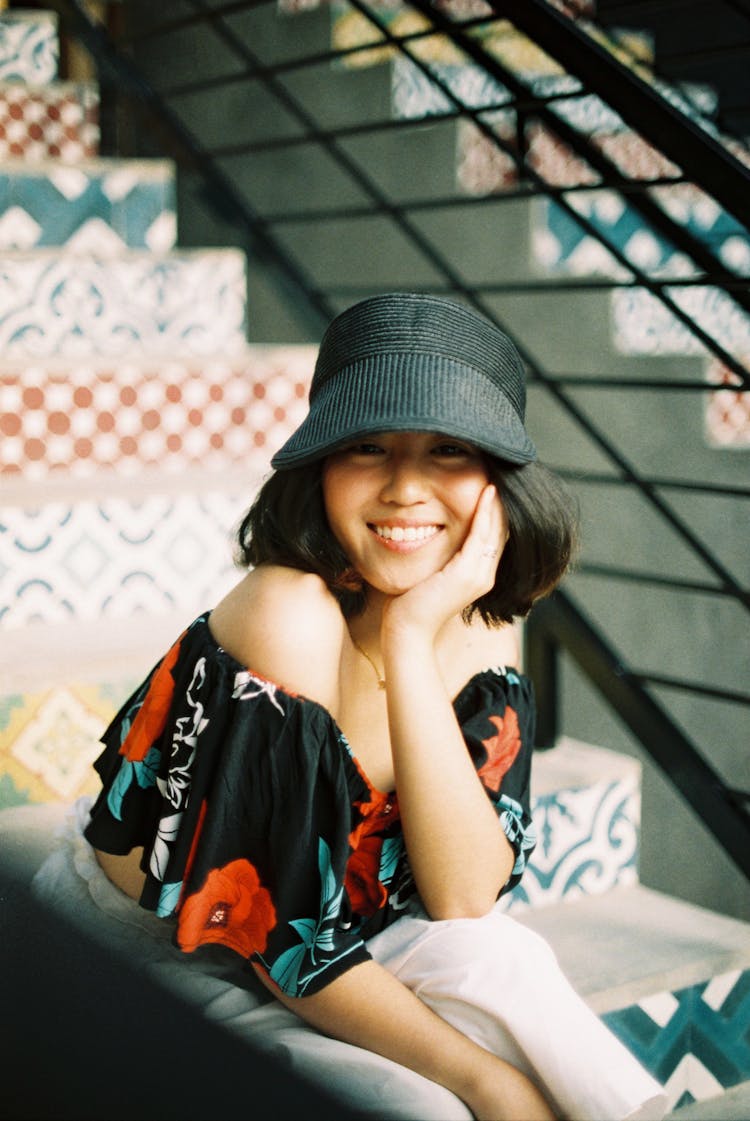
84, 613, 537, 997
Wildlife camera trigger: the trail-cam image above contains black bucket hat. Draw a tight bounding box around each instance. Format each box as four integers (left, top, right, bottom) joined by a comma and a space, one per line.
271, 292, 537, 469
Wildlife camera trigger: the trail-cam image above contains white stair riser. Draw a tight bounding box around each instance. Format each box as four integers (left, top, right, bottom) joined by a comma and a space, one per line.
0, 251, 248, 359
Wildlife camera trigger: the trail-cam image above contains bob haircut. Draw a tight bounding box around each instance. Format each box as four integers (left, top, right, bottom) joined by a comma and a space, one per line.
236, 454, 578, 625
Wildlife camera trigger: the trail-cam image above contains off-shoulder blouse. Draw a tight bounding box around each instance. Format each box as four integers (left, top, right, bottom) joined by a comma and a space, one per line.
84, 613, 537, 997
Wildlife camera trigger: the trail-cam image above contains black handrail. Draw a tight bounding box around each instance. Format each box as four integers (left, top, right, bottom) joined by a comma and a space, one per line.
49, 0, 749, 880
488, 0, 750, 230
525, 590, 750, 879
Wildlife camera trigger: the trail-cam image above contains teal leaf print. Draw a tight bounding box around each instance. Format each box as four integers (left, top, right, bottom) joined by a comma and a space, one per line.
266, 837, 354, 996
156, 880, 182, 918
379, 836, 402, 886
107, 759, 133, 821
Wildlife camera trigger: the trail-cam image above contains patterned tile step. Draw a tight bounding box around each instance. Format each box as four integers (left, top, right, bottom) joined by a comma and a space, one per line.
0, 158, 176, 253
0, 606, 196, 806
499, 738, 640, 914
521, 886, 750, 1113
0, 249, 248, 359
611, 287, 750, 362
0, 679, 132, 807
0, 487, 253, 631
531, 187, 750, 280
0, 80, 99, 162
0, 345, 315, 480
704, 359, 750, 450
604, 969, 750, 1113
0, 9, 58, 85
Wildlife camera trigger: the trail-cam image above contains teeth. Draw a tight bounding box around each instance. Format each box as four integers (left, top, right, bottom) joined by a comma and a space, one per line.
374, 524, 439, 542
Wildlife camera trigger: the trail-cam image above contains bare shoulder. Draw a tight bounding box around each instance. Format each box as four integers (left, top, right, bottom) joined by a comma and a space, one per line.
458, 617, 522, 679
209, 565, 346, 708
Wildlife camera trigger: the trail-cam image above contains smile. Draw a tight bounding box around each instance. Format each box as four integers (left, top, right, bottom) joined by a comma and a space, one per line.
371, 524, 440, 543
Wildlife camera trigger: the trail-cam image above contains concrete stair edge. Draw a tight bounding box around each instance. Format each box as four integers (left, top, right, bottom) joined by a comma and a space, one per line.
518, 882, 750, 1016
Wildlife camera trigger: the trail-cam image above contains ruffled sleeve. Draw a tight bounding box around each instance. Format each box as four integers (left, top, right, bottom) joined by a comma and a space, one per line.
84, 615, 373, 998
454, 667, 537, 896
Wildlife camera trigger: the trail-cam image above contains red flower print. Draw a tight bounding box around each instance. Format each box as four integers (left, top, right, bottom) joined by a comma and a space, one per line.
345, 833, 388, 916
120, 635, 184, 762
345, 792, 397, 917
177, 859, 277, 959
478, 708, 522, 795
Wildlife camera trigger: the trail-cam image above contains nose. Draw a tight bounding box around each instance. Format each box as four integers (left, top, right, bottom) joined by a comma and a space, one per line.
378, 454, 429, 506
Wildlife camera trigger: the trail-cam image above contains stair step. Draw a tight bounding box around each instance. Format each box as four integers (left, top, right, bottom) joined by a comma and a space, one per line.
668, 1079, 750, 1120
519, 885, 750, 1113
0, 80, 99, 163
0, 610, 192, 808
0, 9, 58, 85
0, 483, 251, 632
0, 248, 247, 359
0, 345, 314, 483
0, 157, 176, 252
500, 737, 641, 913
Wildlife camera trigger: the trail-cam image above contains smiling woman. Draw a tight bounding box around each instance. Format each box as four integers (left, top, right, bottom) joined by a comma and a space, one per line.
32, 293, 667, 1121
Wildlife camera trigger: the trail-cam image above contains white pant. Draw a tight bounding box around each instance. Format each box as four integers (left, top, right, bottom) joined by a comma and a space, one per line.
31, 799, 667, 1121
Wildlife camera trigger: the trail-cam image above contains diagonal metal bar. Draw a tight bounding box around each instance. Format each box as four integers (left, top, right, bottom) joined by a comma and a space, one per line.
46, 0, 334, 336
488, 0, 750, 229
404, 0, 750, 385
526, 590, 750, 879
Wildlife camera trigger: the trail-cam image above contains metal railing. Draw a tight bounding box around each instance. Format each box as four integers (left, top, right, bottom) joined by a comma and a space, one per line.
50, 0, 750, 878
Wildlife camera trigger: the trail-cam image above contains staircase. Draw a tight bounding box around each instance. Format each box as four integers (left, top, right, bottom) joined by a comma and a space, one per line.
1, 3, 748, 1118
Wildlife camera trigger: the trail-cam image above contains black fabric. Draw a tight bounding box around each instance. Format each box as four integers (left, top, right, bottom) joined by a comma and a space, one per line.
85, 614, 536, 997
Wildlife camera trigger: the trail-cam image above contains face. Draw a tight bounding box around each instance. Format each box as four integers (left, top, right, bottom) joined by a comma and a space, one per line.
322, 431, 493, 597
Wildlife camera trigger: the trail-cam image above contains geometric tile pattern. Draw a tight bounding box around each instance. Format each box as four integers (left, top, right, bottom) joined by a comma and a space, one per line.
0, 160, 177, 252
531, 186, 750, 280
499, 775, 640, 913
0, 346, 315, 479
0, 249, 248, 359
0, 678, 137, 808
0, 490, 252, 629
0, 81, 99, 162
0, 10, 58, 85
603, 968, 750, 1111
611, 286, 750, 361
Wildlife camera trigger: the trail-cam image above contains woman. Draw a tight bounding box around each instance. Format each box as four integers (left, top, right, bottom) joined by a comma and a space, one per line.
34, 293, 667, 1121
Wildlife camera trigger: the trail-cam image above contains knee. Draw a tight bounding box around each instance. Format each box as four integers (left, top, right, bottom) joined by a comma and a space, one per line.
422, 911, 559, 976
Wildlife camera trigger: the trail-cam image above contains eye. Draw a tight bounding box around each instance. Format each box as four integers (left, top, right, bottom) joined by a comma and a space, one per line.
431, 441, 475, 458
340, 441, 385, 457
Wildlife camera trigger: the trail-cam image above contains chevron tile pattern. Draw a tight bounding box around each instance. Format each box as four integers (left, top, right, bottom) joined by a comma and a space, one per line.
0, 249, 248, 359
604, 969, 750, 1111
0, 159, 176, 252
0, 81, 99, 162
0, 9, 58, 84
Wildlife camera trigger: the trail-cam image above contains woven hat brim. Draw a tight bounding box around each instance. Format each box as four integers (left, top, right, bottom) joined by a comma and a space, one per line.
271, 353, 537, 469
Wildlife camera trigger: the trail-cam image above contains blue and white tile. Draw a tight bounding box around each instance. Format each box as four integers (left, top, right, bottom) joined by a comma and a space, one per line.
0, 490, 251, 629
532, 188, 750, 280
611, 285, 750, 360
603, 968, 750, 1111
0, 249, 247, 359
501, 774, 640, 913
0, 10, 58, 85
0, 159, 177, 252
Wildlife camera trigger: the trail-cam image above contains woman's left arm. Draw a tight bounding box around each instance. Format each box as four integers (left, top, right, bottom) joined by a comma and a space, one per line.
381, 484, 520, 919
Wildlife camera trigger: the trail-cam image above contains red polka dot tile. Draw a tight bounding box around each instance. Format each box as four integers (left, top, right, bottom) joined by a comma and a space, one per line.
0, 346, 316, 480
0, 81, 99, 162
705, 359, 750, 449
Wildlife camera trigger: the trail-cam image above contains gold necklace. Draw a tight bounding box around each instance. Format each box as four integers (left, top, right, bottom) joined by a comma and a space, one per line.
352, 637, 386, 689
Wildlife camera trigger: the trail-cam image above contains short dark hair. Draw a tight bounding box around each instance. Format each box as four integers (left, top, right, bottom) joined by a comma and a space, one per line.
236, 458, 578, 625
